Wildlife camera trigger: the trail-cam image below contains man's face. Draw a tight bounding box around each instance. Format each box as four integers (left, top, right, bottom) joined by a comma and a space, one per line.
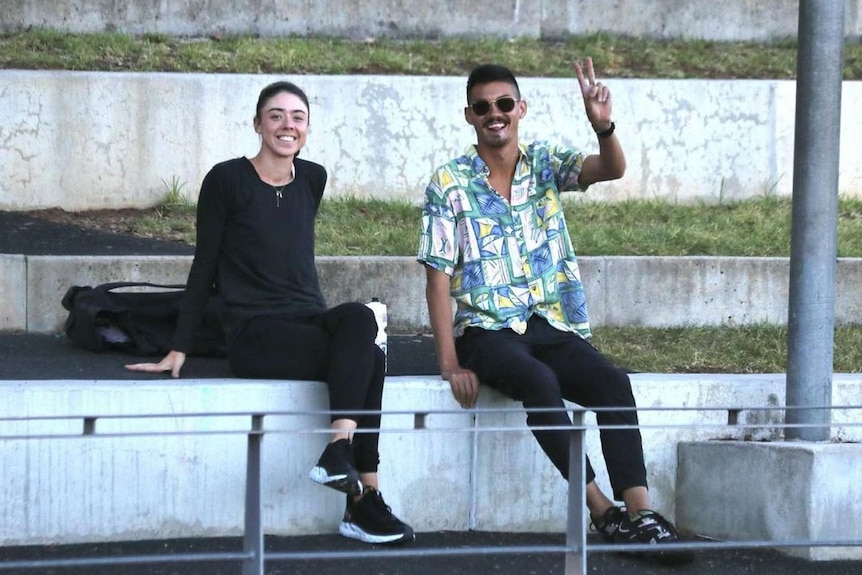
464, 81, 526, 149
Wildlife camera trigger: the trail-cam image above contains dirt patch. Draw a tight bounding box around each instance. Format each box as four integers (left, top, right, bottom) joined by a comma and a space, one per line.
23, 208, 194, 244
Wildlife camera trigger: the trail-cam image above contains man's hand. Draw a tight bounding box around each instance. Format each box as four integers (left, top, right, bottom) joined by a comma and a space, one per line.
125, 350, 187, 379
442, 366, 480, 409
574, 56, 612, 131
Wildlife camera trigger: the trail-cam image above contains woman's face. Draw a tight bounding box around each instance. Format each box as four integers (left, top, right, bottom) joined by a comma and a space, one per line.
255, 91, 309, 158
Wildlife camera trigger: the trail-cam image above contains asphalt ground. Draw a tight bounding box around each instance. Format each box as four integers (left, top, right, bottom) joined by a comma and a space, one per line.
2, 210, 860, 574
2, 533, 861, 575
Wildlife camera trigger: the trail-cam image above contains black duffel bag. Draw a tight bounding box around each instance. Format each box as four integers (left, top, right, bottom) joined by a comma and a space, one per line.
60, 281, 225, 357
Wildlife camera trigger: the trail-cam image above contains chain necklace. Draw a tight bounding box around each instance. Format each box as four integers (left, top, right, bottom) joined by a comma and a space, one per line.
251, 157, 294, 207
273, 184, 286, 207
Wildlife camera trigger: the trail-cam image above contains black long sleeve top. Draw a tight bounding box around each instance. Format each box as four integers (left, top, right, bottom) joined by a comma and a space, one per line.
172, 156, 328, 352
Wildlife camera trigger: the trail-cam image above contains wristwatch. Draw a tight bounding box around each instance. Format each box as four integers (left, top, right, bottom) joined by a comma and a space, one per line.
595, 122, 616, 139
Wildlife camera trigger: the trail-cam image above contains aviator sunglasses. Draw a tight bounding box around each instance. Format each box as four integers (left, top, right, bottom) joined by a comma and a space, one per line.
468, 96, 519, 116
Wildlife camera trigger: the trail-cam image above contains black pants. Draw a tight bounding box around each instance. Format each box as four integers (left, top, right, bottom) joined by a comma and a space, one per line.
227, 302, 385, 473
456, 316, 647, 499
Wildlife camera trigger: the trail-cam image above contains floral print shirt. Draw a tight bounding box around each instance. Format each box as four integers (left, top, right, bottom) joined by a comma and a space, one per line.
418, 141, 591, 338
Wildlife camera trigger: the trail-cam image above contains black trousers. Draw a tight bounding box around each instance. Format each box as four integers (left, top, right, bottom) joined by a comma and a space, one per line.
227, 302, 385, 473
456, 316, 647, 499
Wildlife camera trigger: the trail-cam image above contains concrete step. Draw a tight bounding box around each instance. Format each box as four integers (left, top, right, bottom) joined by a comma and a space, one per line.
2, 371, 859, 553
4, 254, 862, 334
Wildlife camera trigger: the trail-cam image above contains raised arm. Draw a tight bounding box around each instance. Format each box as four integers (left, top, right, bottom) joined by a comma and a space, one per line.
575, 56, 626, 186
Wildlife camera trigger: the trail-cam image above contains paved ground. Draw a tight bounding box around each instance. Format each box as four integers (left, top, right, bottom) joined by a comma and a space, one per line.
1, 211, 860, 574
0, 331, 439, 379
3, 532, 861, 575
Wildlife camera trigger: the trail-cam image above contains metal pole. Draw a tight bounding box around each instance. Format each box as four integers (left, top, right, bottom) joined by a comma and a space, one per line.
785, 0, 845, 441
242, 415, 265, 575
564, 409, 587, 575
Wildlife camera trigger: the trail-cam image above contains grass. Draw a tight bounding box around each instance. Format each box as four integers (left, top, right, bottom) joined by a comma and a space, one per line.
127, 194, 862, 374
2, 29, 862, 79
134, 195, 862, 258
6, 29, 861, 373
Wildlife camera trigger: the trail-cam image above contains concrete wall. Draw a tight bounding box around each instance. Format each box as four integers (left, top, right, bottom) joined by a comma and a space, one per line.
2, 71, 861, 211
4, 254, 862, 334
677, 441, 862, 561
1, 374, 859, 546
2, 0, 861, 40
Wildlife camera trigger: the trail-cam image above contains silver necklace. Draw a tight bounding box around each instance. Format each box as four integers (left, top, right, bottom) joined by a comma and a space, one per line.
273, 184, 286, 207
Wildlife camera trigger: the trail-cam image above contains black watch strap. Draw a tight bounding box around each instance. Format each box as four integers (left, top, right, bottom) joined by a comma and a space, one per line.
595, 121, 616, 139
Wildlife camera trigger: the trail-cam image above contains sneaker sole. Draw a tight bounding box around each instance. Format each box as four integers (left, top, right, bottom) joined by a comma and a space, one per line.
339, 521, 415, 545
308, 466, 363, 495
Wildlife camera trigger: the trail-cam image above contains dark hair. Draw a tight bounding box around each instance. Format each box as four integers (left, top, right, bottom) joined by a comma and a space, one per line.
466, 64, 521, 102
254, 81, 310, 122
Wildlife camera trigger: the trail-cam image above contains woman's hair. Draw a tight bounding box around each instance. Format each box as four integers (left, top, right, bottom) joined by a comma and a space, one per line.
466, 64, 521, 102
254, 81, 310, 122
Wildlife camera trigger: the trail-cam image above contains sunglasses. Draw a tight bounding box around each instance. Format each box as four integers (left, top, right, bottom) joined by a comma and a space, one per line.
468, 96, 519, 116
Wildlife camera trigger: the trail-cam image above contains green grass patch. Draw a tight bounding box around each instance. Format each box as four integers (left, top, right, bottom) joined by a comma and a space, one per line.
8, 29, 861, 373
593, 325, 862, 374
3, 30, 862, 79
143, 195, 862, 257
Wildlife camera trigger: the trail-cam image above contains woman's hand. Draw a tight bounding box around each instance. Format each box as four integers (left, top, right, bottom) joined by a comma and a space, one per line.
125, 350, 187, 379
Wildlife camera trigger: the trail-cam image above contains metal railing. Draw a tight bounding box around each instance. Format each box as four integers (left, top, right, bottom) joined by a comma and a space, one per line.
0, 404, 860, 574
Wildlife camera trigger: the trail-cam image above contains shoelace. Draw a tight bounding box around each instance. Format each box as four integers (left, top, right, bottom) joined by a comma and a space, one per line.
590, 506, 624, 535
636, 512, 679, 541
366, 491, 406, 527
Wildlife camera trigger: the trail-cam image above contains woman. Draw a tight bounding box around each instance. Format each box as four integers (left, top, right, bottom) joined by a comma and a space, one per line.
126, 81, 414, 545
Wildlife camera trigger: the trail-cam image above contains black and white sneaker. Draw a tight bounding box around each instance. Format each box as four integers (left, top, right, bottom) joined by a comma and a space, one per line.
590, 505, 625, 542
308, 438, 363, 495
613, 509, 695, 566
339, 487, 415, 545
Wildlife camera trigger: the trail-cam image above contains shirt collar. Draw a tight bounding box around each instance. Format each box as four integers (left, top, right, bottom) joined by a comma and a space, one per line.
466, 142, 529, 177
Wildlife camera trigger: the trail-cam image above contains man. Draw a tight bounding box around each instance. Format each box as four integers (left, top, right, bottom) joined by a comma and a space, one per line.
417, 59, 692, 564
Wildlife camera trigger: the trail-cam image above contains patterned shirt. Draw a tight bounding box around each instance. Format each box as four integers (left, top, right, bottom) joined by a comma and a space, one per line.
418, 141, 591, 338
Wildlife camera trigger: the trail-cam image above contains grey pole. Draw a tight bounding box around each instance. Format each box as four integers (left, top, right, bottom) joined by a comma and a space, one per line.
785, 0, 845, 441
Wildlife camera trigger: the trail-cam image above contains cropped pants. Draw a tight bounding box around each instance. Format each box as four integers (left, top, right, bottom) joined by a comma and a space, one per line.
455, 315, 647, 500
227, 302, 385, 474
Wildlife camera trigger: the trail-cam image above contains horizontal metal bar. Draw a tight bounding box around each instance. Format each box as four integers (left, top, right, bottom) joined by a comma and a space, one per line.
0, 551, 252, 570
8, 535, 856, 571
1, 403, 859, 424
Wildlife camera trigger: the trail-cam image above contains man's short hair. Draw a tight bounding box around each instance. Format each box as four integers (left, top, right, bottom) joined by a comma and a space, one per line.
466, 64, 521, 102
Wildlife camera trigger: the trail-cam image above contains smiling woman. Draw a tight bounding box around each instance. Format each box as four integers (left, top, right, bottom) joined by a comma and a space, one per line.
122, 80, 416, 546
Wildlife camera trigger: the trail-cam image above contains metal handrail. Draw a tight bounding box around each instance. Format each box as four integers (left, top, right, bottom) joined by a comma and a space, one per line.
0, 405, 859, 574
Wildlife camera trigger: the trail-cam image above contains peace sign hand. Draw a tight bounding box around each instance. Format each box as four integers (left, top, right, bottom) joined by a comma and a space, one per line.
574, 56, 613, 130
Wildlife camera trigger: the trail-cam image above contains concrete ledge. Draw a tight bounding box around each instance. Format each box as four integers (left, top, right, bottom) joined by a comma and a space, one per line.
6, 255, 862, 334
1, 373, 858, 546
0, 255, 25, 329
676, 441, 862, 561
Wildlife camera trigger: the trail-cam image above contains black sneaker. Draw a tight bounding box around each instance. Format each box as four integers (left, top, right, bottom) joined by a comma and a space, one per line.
339, 487, 415, 545
590, 505, 625, 542
613, 509, 695, 566
308, 438, 363, 495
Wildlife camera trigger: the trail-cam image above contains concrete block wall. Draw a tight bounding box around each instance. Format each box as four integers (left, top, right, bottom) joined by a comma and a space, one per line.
2, 374, 859, 546
2, 0, 861, 40
677, 441, 862, 561
5, 255, 862, 335
3, 72, 862, 211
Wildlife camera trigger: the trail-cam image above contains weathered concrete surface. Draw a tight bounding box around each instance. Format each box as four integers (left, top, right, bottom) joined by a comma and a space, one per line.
677, 441, 862, 561
6, 255, 862, 334
1, 374, 858, 550
2, 0, 861, 40
2, 71, 861, 211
